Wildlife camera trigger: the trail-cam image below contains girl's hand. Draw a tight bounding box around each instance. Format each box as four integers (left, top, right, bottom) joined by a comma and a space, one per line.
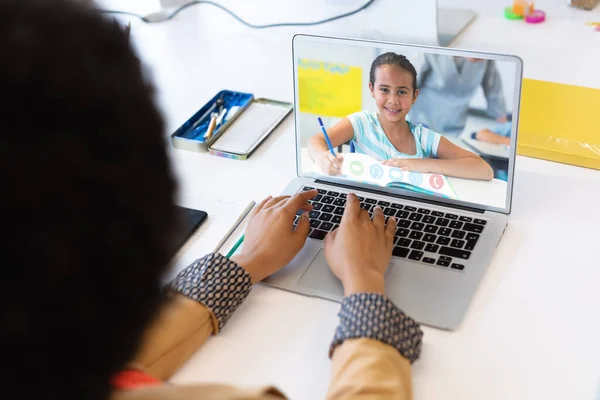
316, 151, 344, 176
381, 158, 430, 173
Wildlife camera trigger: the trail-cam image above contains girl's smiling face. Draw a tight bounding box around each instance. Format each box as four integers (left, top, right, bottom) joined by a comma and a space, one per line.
369, 64, 418, 123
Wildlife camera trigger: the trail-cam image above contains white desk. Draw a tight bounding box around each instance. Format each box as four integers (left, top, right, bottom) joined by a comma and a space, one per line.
112, 2, 600, 399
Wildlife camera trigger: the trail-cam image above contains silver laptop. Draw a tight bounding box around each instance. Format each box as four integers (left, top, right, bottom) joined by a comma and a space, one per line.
263, 34, 522, 331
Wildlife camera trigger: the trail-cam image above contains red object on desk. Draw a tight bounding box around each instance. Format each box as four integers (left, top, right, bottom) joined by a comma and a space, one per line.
111, 369, 162, 390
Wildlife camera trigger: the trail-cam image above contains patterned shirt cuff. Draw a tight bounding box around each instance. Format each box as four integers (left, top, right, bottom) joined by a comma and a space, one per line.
329, 293, 424, 363
167, 253, 252, 332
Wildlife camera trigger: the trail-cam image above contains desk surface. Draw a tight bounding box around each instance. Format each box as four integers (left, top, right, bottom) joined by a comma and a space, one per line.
110, 2, 600, 399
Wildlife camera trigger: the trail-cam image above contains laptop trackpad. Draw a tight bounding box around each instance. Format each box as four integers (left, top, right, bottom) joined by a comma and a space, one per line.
296, 249, 344, 299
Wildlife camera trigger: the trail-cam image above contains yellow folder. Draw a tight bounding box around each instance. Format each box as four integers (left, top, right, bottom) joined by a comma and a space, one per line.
517, 79, 600, 170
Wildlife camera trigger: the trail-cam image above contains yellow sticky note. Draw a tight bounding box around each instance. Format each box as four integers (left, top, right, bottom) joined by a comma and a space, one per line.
517, 78, 600, 169
298, 58, 362, 117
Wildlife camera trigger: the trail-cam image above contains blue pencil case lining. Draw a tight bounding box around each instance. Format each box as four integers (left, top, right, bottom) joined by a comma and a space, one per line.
171, 90, 254, 152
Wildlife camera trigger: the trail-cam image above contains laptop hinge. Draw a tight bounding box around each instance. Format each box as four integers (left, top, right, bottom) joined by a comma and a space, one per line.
315, 179, 485, 214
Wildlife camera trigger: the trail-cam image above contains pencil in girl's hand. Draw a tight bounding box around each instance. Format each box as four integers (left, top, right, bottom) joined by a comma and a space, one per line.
317, 117, 336, 157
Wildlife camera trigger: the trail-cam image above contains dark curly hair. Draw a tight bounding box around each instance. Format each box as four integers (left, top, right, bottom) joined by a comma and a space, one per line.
369, 52, 418, 94
0, 0, 181, 399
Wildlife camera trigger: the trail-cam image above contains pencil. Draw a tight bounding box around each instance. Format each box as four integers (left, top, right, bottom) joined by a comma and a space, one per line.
317, 117, 336, 157
204, 115, 217, 139
226, 234, 245, 258
213, 200, 255, 253
191, 103, 216, 130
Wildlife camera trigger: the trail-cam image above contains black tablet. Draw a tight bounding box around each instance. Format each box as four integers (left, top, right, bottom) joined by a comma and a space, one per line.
170, 206, 207, 257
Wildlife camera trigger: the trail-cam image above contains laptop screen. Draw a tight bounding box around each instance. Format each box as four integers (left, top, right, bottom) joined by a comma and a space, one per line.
293, 35, 522, 213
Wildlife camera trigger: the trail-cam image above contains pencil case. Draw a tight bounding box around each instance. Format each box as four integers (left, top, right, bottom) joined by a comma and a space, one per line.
171, 90, 293, 160
170, 90, 254, 153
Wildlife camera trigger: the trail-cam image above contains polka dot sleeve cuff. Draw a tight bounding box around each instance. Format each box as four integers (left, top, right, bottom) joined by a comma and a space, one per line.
329, 293, 424, 363
168, 253, 252, 332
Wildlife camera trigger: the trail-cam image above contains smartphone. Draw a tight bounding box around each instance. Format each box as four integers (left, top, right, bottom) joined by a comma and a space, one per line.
170, 206, 208, 257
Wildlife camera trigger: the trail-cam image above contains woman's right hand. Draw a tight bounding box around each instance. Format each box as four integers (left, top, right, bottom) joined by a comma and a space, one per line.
231, 190, 317, 284
324, 193, 396, 296
316, 151, 344, 176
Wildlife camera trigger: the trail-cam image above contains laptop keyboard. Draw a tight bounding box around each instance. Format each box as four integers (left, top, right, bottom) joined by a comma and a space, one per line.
293, 186, 488, 272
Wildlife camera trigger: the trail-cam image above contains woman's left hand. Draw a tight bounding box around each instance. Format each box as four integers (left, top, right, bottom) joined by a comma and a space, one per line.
381, 158, 430, 173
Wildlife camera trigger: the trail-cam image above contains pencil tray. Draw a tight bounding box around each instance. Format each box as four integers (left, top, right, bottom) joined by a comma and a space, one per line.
170, 90, 254, 153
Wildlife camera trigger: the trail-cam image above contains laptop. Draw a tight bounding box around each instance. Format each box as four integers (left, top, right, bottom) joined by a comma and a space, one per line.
261, 34, 522, 331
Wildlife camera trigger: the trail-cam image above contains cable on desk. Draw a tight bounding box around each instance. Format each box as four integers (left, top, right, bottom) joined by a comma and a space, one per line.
99, 0, 376, 26
98, 10, 148, 20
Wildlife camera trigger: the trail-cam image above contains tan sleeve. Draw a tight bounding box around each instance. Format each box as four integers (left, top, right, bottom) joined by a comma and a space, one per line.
112, 383, 287, 400
326, 338, 413, 400
130, 293, 218, 381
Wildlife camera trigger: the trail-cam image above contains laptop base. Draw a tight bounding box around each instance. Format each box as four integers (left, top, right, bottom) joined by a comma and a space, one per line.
262, 177, 507, 331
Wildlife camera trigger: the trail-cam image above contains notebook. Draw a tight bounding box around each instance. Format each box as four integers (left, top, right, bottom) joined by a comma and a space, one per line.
338, 153, 458, 199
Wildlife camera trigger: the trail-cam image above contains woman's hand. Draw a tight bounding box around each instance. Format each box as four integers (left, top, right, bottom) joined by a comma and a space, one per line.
231, 190, 317, 284
324, 194, 396, 296
381, 158, 430, 173
316, 151, 344, 176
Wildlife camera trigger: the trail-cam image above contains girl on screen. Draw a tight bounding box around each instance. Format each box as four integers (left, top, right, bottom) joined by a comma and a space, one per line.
307, 52, 493, 181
